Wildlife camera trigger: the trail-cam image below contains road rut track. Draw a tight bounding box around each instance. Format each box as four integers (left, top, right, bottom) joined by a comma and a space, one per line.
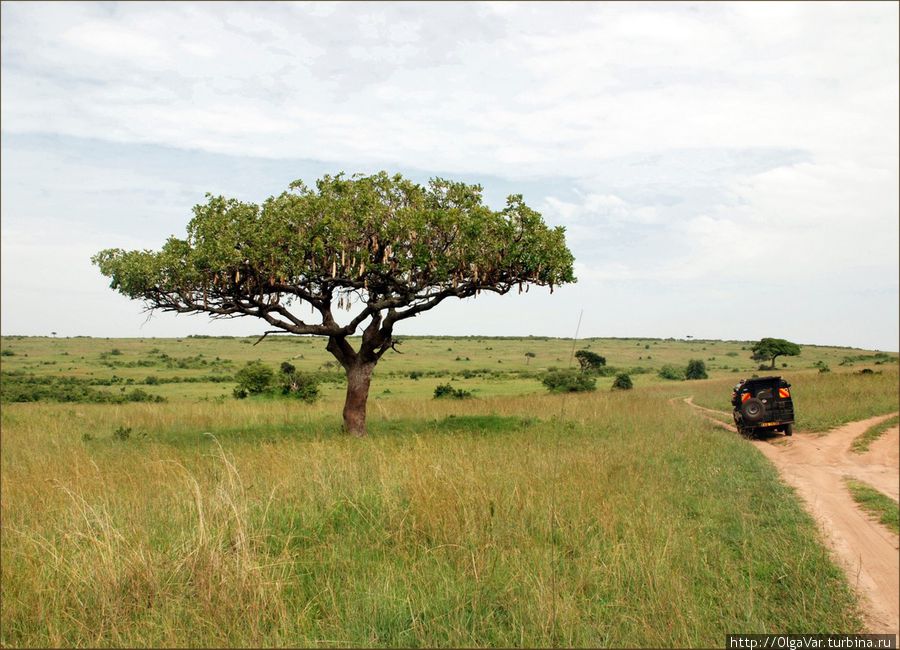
682, 397, 899, 636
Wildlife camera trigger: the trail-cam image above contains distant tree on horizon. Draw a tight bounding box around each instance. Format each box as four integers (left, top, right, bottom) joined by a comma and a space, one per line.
751, 338, 801, 370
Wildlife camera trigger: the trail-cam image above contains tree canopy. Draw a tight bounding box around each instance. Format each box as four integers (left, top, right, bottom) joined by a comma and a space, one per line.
93, 171, 576, 434
751, 338, 801, 369
574, 349, 606, 373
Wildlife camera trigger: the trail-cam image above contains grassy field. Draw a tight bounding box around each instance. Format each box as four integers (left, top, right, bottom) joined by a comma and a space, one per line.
1, 335, 897, 646
851, 414, 900, 453
845, 479, 900, 535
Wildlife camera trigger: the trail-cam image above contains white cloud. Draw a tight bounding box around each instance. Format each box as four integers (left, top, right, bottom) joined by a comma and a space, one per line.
1, 1, 897, 348
2, 2, 896, 176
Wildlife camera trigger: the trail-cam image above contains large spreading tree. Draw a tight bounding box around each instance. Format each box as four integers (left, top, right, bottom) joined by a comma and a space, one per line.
751, 337, 801, 369
93, 172, 576, 435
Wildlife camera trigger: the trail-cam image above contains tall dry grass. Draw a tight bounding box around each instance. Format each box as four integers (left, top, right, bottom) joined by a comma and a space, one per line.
2, 387, 862, 646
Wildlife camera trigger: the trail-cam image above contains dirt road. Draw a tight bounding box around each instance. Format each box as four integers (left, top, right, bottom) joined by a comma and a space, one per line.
685, 399, 899, 634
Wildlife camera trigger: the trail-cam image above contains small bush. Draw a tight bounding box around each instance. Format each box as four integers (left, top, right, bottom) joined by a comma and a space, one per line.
612, 373, 633, 390
0, 349, 14, 357
234, 361, 274, 395
685, 359, 708, 380
814, 361, 830, 373
542, 370, 596, 393
575, 350, 606, 374
233, 387, 248, 399
279, 371, 320, 402
113, 425, 131, 441
434, 383, 472, 399
658, 365, 685, 381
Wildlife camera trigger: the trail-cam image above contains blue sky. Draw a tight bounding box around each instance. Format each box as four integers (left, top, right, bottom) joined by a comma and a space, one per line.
2, 2, 898, 350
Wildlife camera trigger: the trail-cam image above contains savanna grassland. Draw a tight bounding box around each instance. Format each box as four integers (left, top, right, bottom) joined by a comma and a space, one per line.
1, 335, 897, 647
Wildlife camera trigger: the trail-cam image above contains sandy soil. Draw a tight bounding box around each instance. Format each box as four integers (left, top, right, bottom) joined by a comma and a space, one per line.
684, 399, 899, 635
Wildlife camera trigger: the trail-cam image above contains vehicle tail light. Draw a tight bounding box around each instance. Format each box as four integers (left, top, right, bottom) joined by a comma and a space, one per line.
741, 392, 751, 403
778, 388, 790, 398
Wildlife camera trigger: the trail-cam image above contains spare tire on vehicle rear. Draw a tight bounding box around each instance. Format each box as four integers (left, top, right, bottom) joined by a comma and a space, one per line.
741, 398, 765, 423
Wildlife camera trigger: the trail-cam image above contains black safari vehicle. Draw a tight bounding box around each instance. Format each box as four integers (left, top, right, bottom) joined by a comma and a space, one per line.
731, 376, 795, 437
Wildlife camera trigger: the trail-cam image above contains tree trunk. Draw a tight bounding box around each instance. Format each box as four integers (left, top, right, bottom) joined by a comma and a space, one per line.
343, 361, 375, 436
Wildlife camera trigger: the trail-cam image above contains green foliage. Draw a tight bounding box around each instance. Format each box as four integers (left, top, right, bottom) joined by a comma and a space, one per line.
685, 359, 708, 380
1, 348, 14, 356
574, 349, 606, 373
541, 369, 596, 392
278, 370, 320, 403
234, 361, 275, 395
658, 364, 686, 381
814, 361, 831, 373
0, 372, 166, 404
751, 338, 801, 368
113, 425, 132, 441
92, 172, 576, 326
611, 373, 633, 390
433, 383, 473, 399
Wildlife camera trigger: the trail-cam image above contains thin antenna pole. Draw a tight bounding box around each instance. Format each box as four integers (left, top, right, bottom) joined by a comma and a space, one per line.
550, 308, 584, 643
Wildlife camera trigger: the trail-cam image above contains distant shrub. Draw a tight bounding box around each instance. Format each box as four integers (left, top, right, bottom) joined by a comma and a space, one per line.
433, 383, 472, 399
280, 361, 296, 375
234, 361, 274, 395
144, 375, 160, 385
685, 359, 708, 380
233, 387, 248, 399
409, 371, 422, 380
279, 371, 320, 402
575, 350, 606, 374
814, 361, 831, 373
0, 372, 165, 404
612, 373, 633, 390
0, 349, 14, 357
109, 348, 122, 356
542, 369, 596, 393
113, 426, 131, 441
658, 364, 685, 381
123, 389, 164, 403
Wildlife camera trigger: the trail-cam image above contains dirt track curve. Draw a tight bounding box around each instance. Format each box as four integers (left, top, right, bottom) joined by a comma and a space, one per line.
684, 398, 899, 635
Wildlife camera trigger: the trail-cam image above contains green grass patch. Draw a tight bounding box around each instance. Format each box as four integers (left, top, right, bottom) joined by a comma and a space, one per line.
845, 479, 899, 534
1, 394, 864, 646
1, 335, 892, 646
851, 414, 899, 453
